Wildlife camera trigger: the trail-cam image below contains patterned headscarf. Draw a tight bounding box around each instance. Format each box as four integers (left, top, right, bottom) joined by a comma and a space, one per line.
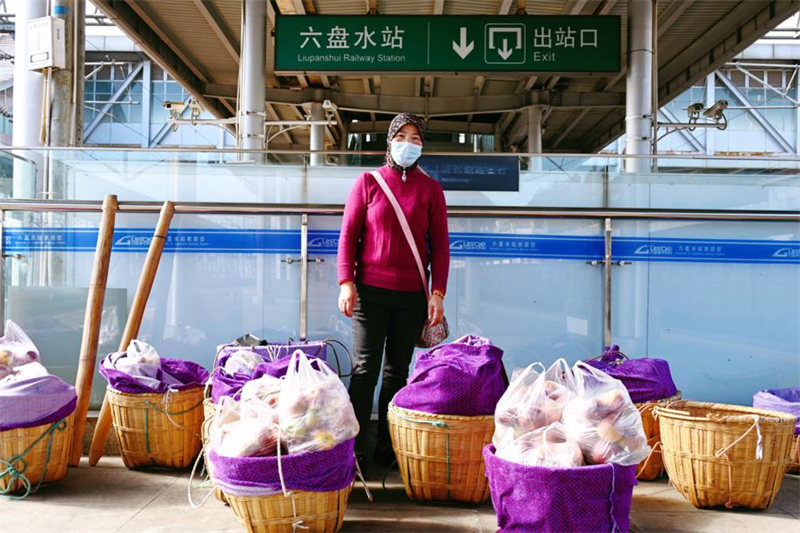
385, 112, 427, 172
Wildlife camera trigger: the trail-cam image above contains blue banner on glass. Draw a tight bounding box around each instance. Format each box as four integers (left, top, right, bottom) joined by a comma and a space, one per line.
419, 155, 519, 191
613, 237, 800, 264
3, 228, 798, 264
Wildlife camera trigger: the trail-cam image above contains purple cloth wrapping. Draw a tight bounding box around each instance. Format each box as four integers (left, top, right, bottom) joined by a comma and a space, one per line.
99, 355, 209, 394
210, 343, 328, 403
0, 374, 77, 431
585, 346, 678, 403
483, 444, 636, 533
208, 438, 356, 496
392, 335, 508, 416
754, 388, 800, 434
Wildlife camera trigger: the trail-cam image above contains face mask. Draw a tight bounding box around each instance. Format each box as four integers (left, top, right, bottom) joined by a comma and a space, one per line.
390, 141, 422, 168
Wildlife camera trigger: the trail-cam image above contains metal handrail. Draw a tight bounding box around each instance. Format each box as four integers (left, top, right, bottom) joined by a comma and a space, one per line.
0, 200, 797, 221
3, 145, 800, 162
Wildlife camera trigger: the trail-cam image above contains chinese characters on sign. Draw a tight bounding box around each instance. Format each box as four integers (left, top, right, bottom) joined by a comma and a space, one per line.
276, 15, 620, 72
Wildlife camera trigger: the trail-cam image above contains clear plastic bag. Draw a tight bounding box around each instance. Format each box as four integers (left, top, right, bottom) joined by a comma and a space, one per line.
223, 349, 264, 376
0, 320, 40, 379
493, 359, 576, 451
563, 361, 650, 466
278, 349, 359, 454
210, 394, 282, 458
496, 422, 584, 468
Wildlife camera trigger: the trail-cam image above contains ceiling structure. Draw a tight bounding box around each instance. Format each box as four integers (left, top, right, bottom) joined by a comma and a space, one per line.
91, 0, 798, 153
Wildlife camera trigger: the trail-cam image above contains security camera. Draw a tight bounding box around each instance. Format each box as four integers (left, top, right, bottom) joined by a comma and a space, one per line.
188, 98, 203, 120
686, 102, 704, 118
162, 101, 186, 112
703, 99, 728, 120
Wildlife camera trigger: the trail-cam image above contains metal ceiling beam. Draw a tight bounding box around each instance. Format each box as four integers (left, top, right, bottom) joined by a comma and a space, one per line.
499, 0, 514, 15
716, 70, 794, 152
660, 0, 799, 103
83, 62, 143, 140
124, 0, 209, 83
552, 108, 590, 148
348, 119, 495, 134
91, 0, 229, 119
193, 0, 239, 63
204, 84, 624, 108
589, 0, 799, 154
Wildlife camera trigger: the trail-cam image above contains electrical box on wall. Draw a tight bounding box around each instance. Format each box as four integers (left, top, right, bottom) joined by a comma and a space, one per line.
27, 16, 66, 71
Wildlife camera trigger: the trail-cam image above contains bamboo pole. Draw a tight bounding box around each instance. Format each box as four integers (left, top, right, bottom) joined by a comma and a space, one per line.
68, 195, 118, 466
88, 201, 175, 466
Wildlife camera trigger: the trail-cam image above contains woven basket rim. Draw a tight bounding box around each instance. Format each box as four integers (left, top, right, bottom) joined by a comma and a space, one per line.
222, 486, 350, 503
106, 385, 203, 398
388, 403, 495, 422
654, 400, 796, 425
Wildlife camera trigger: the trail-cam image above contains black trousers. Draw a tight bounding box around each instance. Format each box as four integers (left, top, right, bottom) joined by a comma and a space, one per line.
348, 283, 427, 455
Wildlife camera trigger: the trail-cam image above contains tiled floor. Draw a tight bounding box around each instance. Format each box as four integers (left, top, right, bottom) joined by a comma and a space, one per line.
1, 457, 797, 532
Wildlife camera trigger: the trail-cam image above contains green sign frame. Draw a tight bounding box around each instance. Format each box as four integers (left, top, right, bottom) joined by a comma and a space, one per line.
275, 15, 620, 74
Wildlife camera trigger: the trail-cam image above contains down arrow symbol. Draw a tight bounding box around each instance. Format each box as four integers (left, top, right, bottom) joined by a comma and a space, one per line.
452, 27, 474, 59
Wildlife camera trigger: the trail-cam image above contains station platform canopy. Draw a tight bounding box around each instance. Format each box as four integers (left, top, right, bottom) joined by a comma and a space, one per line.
91, 0, 798, 153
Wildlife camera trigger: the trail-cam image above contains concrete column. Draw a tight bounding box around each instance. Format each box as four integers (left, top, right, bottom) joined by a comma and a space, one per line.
73, 0, 85, 145
309, 102, 325, 166
625, 0, 653, 173
12, 0, 47, 199
527, 106, 543, 171
50, 0, 74, 148
239, 0, 266, 162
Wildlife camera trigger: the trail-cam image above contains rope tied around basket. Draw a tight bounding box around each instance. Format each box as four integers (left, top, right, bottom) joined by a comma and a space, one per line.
395, 413, 452, 500
0, 419, 68, 500
142, 389, 205, 454
713, 414, 764, 509
272, 424, 310, 533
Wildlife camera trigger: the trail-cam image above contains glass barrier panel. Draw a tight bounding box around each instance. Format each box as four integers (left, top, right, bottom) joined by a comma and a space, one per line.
610, 219, 800, 405
3, 210, 303, 409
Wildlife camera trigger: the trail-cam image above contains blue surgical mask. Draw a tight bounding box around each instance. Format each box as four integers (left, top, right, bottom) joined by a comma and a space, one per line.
390, 141, 422, 169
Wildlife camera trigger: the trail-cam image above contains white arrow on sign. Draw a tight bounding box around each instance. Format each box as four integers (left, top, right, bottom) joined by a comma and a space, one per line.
452, 27, 474, 59
498, 39, 513, 60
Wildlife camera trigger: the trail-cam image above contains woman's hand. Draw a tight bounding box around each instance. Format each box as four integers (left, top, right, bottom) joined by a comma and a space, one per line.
338, 281, 357, 317
428, 293, 444, 326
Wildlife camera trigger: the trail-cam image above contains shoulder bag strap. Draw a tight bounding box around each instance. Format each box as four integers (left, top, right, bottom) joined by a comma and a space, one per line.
370, 170, 430, 299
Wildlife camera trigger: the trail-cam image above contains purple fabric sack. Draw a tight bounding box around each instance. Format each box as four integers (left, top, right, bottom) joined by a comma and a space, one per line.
483, 444, 637, 533
208, 438, 356, 497
585, 345, 678, 403
99, 354, 209, 394
754, 388, 800, 434
392, 335, 508, 416
210, 343, 328, 403
0, 369, 77, 431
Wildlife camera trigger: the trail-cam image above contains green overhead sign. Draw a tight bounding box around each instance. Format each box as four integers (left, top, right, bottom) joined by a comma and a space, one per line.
275, 15, 620, 73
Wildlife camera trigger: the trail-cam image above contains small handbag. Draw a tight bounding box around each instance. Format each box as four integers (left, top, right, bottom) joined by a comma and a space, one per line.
371, 171, 449, 348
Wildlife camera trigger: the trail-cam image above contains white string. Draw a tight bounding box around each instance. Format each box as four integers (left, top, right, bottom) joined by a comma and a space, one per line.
608, 464, 619, 533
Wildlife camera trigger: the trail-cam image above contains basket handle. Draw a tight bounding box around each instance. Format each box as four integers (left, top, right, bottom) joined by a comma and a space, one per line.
653, 405, 691, 419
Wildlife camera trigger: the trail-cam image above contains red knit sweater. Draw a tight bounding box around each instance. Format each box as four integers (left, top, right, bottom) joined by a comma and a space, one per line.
337, 165, 450, 293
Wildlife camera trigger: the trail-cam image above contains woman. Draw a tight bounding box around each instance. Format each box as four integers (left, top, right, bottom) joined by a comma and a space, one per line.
337, 112, 450, 467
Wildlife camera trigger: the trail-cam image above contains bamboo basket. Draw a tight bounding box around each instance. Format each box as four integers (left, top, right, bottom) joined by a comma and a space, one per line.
223, 485, 351, 533
0, 415, 73, 495
387, 403, 494, 504
107, 386, 204, 469
635, 391, 682, 480
789, 433, 799, 475
201, 398, 227, 504
655, 400, 795, 509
